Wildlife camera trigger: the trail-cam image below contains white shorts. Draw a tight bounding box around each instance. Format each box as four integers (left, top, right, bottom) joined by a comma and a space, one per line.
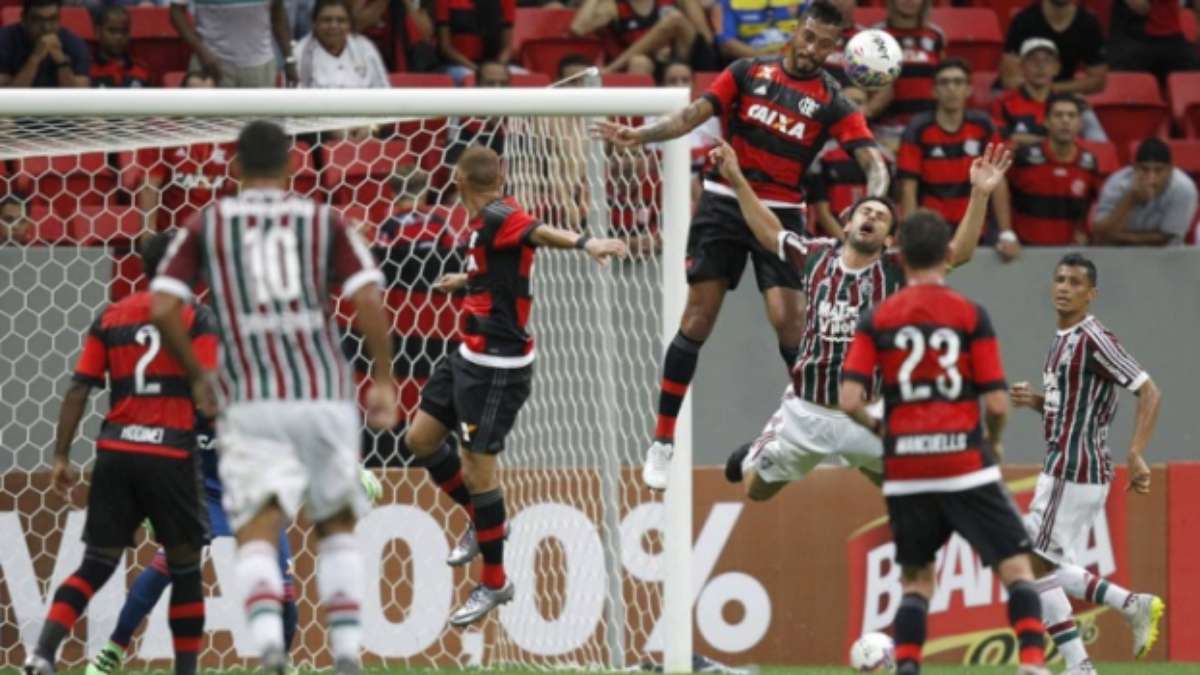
1023, 472, 1109, 565
743, 387, 883, 484
217, 400, 369, 531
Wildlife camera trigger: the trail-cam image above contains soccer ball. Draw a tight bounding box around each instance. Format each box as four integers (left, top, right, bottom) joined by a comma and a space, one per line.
849, 632, 896, 672
843, 29, 903, 89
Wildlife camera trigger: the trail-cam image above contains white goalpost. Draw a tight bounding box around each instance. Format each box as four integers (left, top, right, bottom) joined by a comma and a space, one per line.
0, 86, 693, 672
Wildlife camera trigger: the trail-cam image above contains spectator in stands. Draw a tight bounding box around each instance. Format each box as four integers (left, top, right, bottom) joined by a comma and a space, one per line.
435, 0, 515, 83
385, 0, 438, 71
556, 52, 594, 84
1094, 137, 1198, 246
570, 0, 702, 75
712, 0, 801, 62
820, 0, 860, 84
1002, 0, 1107, 98
170, 0, 298, 87
808, 86, 895, 239
0, 196, 31, 246
1108, 0, 1200, 83
867, 0, 945, 150
992, 38, 1057, 147
295, 0, 389, 87
1007, 94, 1099, 246
376, 165, 445, 248
898, 58, 1020, 261
90, 6, 152, 87
0, 0, 90, 87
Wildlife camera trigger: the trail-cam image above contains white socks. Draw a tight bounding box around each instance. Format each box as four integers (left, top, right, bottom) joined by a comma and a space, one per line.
1057, 562, 1133, 612
317, 533, 364, 663
1036, 574, 1089, 668
236, 541, 286, 657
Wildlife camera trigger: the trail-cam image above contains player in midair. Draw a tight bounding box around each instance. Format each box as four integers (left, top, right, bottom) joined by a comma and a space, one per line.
25, 234, 216, 675
707, 139, 1011, 501
149, 120, 396, 674
400, 145, 628, 626
593, 0, 891, 490
1010, 254, 1164, 673
839, 212, 1049, 675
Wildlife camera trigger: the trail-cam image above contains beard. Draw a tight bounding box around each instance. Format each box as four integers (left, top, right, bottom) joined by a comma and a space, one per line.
847, 235, 885, 256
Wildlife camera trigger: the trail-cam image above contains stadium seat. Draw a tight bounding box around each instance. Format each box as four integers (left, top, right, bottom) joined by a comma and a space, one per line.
511, 7, 606, 78
692, 71, 719, 100
854, 8, 886, 26
1086, 73, 1168, 163
14, 153, 116, 215
1167, 72, 1200, 137
1078, 139, 1120, 178
931, 8, 1004, 72
161, 70, 186, 88
513, 7, 576, 52
520, 38, 605, 80
461, 72, 552, 87
602, 73, 656, 87
1184, 9, 1198, 42
387, 72, 455, 88
127, 7, 189, 75
1, 6, 92, 39
70, 206, 141, 246
978, 0, 1027, 34
969, 71, 999, 108
25, 204, 68, 246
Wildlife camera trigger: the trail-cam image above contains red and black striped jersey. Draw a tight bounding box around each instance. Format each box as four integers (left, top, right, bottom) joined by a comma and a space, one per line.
702, 56, 875, 205
782, 237, 905, 406
434, 0, 515, 61
876, 22, 944, 128
1039, 315, 1147, 484
152, 188, 383, 403
72, 292, 218, 460
135, 143, 237, 231
1009, 141, 1100, 245
991, 86, 1047, 139
897, 110, 999, 225
90, 53, 153, 88
843, 284, 1006, 496
805, 142, 896, 219
460, 197, 542, 368
609, 0, 674, 48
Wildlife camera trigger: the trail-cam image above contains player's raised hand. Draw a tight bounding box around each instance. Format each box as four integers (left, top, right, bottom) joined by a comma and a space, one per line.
50, 458, 78, 498
584, 237, 628, 267
365, 378, 398, 430
708, 141, 745, 185
589, 120, 641, 148
969, 143, 1013, 194
433, 272, 468, 293
1127, 453, 1152, 495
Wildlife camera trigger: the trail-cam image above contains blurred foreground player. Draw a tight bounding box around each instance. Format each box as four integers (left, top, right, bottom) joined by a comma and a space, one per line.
839, 213, 1049, 675
25, 233, 216, 675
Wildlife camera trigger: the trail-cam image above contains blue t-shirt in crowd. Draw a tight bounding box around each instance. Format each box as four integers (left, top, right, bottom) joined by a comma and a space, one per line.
0, 25, 90, 86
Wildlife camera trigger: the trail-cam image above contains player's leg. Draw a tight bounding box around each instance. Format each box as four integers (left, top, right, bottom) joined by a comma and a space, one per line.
88, 549, 173, 675
885, 492, 952, 675
895, 564, 935, 675
312, 508, 365, 675
410, 357, 473, 520
275, 528, 300, 651
993, 553, 1051, 675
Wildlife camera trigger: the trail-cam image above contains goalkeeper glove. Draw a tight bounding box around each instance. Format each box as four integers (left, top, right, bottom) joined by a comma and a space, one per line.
360, 466, 383, 503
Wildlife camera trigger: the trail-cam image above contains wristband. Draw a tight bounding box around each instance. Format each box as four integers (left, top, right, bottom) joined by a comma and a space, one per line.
998, 230, 1018, 244
574, 234, 592, 250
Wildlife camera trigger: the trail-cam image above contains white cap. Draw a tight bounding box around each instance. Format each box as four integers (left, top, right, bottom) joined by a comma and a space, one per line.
1020, 37, 1059, 59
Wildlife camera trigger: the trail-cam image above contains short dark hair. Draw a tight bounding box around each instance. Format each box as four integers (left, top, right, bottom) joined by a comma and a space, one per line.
1046, 92, 1084, 115
237, 120, 290, 178
933, 57, 970, 80
22, 0, 59, 17
1135, 137, 1172, 165
897, 210, 951, 270
804, 0, 843, 26
557, 53, 592, 79
139, 230, 176, 280
311, 0, 352, 21
97, 4, 128, 27
1056, 252, 1097, 287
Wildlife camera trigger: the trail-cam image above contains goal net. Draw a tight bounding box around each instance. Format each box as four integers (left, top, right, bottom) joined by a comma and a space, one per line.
0, 86, 693, 671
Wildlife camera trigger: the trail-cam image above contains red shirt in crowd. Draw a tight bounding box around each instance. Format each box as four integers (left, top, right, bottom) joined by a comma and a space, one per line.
435, 0, 515, 62
897, 110, 999, 226
90, 53, 153, 87
1008, 141, 1099, 245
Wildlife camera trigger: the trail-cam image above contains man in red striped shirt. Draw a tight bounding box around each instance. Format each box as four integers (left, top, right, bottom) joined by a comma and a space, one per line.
839, 212, 1047, 675
594, 0, 890, 491
991, 38, 1058, 148
149, 120, 397, 675
25, 233, 214, 675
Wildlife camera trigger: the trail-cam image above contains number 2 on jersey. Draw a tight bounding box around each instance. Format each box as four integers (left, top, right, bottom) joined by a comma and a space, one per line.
894, 326, 962, 401
134, 325, 162, 395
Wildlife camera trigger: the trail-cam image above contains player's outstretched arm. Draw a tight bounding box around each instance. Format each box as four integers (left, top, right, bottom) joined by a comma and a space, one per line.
51, 381, 91, 496
349, 283, 399, 430
948, 143, 1013, 268
708, 142, 786, 251
590, 97, 715, 148
1127, 377, 1162, 495
529, 225, 629, 266
852, 146, 891, 199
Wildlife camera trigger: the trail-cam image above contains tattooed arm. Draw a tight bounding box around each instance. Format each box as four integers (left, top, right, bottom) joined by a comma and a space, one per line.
591, 98, 716, 147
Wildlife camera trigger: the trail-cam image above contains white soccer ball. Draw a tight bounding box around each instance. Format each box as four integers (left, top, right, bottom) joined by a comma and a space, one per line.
843, 29, 903, 90
849, 632, 896, 672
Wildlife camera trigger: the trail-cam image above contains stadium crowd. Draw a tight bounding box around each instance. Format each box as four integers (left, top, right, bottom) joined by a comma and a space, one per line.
1, 0, 1199, 251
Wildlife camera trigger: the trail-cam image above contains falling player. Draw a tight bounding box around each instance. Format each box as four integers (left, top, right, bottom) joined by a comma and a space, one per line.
25, 234, 216, 675
708, 139, 1012, 501
149, 120, 397, 674
1010, 254, 1164, 673
593, 0, 891, 490
839, 212, 1049, 675
401, 145, 628, 626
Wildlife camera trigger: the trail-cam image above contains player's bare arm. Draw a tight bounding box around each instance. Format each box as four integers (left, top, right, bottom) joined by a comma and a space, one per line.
433, 272, 469, 293
50, 381, 90, 496
150, 292, 219, 416
948, 143, 1013, 268
1010, 381, 1045, 413
852, 145, 891, 198
1126, 377, 1161, 495
590, 98, 715, 147
838, 380, 881, 436
349, 282, 399, 430
708, 141, 787, 252
982, 389, 1009, 463
528, 225, 629, 266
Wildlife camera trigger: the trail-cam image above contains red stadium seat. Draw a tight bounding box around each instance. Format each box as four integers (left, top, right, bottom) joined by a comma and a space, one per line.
520, 38, 604, 80
969, 71, 999, 109
1078, 139, 1120, 178
161, 70, 186, 88
461, 72, 552, 87
512, 8, 576, 53
70, 206, 141, 246
1184, 9, 1198, 42
602, 72, 656, 87
854, 8, 885, 26
15, 153, 116, 215
692, 71, 719, 101
1168, 72, 1200, 137
387, 72, 455, 88
127, 7, 189, 75
25, 204, 68, 245
1, 6, 92, 38
512, 7, 606, 78
1086, 73, 1167, 163
1125, 140, 1200, 186
931, 8, 1004, 72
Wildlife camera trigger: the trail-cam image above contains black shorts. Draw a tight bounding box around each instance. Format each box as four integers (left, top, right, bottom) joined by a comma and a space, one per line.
686, 190, 807, 291
83, 451, 210, 550
418, 350, 533, 455
886, 481, 1032, 568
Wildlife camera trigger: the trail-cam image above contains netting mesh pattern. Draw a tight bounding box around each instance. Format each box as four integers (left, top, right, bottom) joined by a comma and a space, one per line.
0, 112, 668, 670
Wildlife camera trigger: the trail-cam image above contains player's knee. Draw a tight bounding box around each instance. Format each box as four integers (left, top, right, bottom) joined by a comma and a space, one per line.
996, 553, 1036, 586
744, 475, 778, 502
900, 563, 936, 597
461, 451, 500, 491
679, 309, 717, 341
